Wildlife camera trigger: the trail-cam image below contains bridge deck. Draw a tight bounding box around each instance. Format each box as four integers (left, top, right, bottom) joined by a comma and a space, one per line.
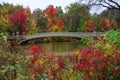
0, 32, 106, 45
19, 32, 105, 44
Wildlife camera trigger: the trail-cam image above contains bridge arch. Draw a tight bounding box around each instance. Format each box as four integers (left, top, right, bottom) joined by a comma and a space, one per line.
19, 32, 104, 45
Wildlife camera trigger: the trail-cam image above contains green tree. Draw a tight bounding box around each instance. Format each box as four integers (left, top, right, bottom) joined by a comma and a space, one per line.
56, 6, 63, 18
33, 8, 47, 32
92, 16, 105, 31
64, 2, 90, 32
0, 3, 23, 15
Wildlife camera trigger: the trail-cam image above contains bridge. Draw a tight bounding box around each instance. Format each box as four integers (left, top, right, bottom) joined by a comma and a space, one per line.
18, 32, 105, 45
0, 32, 105, 45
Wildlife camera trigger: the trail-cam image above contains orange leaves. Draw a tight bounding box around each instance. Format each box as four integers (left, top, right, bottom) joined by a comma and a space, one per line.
85, 20, 95, 32
103, 18, 118, 30
24, 7, 31, 17
45, 5, 57, 17
45, 5, 64, 32
86, 17, 118, 32
104, 18, 111, 30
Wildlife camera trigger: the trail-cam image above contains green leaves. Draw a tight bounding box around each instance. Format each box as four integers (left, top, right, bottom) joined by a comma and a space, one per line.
104, 29, 120, 48
80, 37, 91, 45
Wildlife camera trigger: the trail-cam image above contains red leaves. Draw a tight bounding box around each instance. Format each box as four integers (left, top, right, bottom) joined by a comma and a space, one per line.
22, 44, 120, 79
57, 19, 64, 27
58, 60, 66, 69
29, 45, 44, 56
75, 63, 84, 71
9, 11, 27, 35
45, 5, 57, 17
66, 54, 76, 61
74, 47, 106, 79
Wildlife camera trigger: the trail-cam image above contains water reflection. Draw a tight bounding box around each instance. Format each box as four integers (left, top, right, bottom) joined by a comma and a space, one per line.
21, 42, 85, 55
26, 42, 84, 55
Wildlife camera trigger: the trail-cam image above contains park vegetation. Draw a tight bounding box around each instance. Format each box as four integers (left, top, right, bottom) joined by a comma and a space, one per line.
0, 2, 119, 35
0, 1, 120, 80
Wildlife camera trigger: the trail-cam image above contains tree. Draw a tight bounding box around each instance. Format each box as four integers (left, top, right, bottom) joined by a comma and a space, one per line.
9, 11, 27, 35
104, 18, 111, 30
80, 0, 120, 11
64, 2, 90, 32
33, 8, 47, 32
111, 19, 118, 29
0, 3, 24, 35
85, 20, 95, 32
92, 16, 105, 31
100, 9, 120, 28
56, 6, 63, 18
45, 5, 64, 32
0, 14, 9, 32
0, 3, 23, 15
23, 7, 38, 34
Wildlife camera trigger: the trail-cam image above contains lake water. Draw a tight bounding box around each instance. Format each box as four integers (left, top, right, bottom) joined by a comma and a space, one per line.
23, 42, 85, 55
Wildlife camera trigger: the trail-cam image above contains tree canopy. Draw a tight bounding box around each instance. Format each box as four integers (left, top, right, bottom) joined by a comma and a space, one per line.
80, 0, 120, 11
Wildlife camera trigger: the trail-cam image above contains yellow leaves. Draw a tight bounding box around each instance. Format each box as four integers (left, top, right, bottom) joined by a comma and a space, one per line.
0, 14, 9, 29
35, 58, 44, 66
49, 25, 63, 32
75, 50, 82, 61
77, 53, 82, 61
26, 19, 38, 34
102, 43, 115, 56
103, 44, 111, 49
53, 63, 59, 70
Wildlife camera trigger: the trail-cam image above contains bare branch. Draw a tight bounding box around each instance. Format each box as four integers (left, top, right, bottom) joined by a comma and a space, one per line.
81, 0, 120, 11
104, 0, 115, 8
110, 0, 120, 8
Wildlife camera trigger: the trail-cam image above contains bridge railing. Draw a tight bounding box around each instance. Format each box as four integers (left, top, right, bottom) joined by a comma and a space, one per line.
0, 32, 107, 42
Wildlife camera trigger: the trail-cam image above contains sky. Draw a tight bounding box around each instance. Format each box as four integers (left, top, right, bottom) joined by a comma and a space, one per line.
0, 0, 78, 12
0, 0, 105, 14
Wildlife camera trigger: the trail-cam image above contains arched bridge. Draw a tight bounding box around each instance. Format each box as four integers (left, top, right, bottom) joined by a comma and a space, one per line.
19, 32, 105, 45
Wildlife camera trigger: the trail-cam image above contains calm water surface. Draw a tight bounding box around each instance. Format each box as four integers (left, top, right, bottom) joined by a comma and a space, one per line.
23, 42, 85, 55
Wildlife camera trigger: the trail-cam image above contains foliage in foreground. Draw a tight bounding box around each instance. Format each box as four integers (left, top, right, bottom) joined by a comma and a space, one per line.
1, 45, 120, 80
0, 29, 120, 80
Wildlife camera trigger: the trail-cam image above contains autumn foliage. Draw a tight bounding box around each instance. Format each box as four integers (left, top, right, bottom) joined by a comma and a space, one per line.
111, 19, 118, 29
24, 7, 31, 17
9, 11, 27, 35
45, 5, 64, 32
85, 20, 95, 32
103, 18, 118, 30
21, 41, 120, 80
0, 14, 10, 32
104, 18, 111, 30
